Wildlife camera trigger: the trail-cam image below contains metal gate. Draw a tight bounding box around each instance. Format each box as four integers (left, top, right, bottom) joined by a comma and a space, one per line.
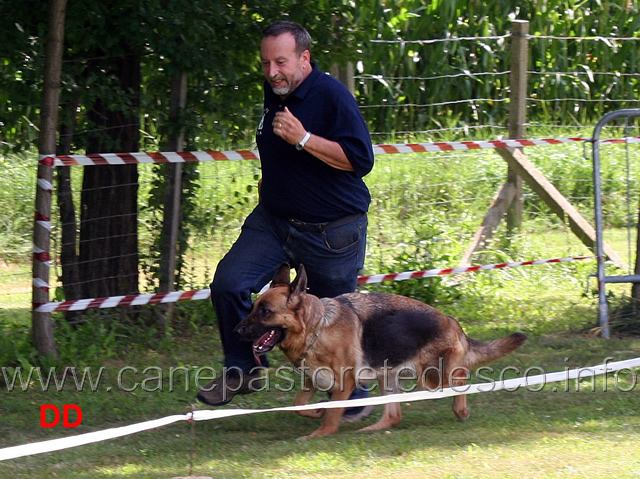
591, 108, 640, 338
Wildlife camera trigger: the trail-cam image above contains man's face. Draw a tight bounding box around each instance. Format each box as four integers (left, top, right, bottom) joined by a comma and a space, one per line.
261, 32, 310, 98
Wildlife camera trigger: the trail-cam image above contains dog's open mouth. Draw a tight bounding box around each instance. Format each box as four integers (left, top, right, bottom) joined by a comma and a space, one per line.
253, 328, 284, 356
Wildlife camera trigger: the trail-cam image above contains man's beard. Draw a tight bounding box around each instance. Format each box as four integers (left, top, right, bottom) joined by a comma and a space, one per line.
269, 66, 304, 97
270, 81, 292, 96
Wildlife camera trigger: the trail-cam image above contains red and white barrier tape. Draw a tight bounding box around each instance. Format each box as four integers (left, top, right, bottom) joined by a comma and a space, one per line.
32, 155, 55, 299
1, 356, 638, 461
51, 150, 260, 166
35, 289, 211, 313
34, 256, 594, 313
48, 137, 640, 166
373, 137, 585, 154
356, 255, 594, 285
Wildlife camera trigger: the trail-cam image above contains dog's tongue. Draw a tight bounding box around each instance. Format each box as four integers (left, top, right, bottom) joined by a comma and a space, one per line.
253, 350, 263, 367
252, 329, 281, 367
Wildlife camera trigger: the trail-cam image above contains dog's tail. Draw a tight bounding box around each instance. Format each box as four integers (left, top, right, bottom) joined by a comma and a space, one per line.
465, 332, 527, 368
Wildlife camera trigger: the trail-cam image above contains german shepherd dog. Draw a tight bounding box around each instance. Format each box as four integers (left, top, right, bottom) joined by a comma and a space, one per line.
234, 263, 526, 438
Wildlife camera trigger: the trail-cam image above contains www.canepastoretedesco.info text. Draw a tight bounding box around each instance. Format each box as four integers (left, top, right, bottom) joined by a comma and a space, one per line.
1, 359, 637, 394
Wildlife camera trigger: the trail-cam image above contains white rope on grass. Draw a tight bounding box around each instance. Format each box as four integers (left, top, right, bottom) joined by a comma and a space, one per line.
1, 357, 639, 462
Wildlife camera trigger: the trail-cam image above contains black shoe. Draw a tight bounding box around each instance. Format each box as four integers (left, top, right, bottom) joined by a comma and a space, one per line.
196, 371, 265, 406
340, 384, 372, 422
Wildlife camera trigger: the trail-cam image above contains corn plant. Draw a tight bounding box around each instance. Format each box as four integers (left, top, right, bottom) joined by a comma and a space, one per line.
353, 0, 640, 139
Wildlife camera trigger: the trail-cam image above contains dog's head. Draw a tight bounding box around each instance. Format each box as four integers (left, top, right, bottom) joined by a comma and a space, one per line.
234, 263, 308, 359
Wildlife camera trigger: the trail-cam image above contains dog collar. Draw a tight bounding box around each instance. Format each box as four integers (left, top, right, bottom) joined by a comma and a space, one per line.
297, 312, 329, 363
298, 331, 320, 362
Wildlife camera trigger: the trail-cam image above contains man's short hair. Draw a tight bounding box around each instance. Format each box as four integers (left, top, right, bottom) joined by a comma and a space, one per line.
262, 21, 312, 55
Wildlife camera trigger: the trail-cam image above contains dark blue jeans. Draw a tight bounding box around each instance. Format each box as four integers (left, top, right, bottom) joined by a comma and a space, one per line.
210, 203, 368, 374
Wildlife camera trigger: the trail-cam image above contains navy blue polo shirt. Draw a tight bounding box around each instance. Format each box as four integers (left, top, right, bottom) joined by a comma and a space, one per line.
256, 63, 374, 223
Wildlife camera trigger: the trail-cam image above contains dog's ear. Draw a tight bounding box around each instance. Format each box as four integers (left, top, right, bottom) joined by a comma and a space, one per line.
290, 264, 308, 298
270, 263, 291, 288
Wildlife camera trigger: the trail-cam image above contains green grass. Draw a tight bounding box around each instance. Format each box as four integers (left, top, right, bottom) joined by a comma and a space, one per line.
1, 322, 639, 478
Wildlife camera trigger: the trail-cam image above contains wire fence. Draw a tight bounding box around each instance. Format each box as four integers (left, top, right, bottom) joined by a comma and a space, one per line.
2, 32, 640, 334
358, 33, 640, 141
4, 135, 638, 314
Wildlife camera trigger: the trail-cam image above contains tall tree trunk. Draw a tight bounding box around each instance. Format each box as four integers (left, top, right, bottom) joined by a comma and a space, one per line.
33, 0, 67, 359
79, 53, 141, 299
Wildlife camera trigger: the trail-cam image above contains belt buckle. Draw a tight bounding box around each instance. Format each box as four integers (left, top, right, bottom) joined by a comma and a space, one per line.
288, 218, 303, 227
288, 217, 324, 233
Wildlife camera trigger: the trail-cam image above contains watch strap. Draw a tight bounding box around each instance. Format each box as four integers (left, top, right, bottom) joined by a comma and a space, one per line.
296, 131, 312, 150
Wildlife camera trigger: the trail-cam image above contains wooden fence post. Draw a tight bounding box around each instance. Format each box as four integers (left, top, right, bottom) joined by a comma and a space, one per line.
158, 71, 188, 331
32, 0, 67, 358
506, 19, 529, 232
460, 20, 530, 265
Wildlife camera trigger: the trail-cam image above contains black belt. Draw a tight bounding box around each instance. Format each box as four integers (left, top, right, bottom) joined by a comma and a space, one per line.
287, 213, 364, 233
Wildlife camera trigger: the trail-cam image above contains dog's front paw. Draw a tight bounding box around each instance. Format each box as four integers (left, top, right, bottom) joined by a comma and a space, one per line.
454, 406, 470, 421
299, 425, 339, 439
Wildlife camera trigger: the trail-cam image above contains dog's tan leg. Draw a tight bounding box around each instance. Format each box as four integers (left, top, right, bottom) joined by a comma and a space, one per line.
358, 400, 401, 432
447, 346, 471, 421
295, 376, 325, 419
301, 376, 355, 439
358, 377, 402, 432
452, 394, 469, 421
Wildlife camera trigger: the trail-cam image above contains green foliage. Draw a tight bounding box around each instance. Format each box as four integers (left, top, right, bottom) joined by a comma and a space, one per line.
365, 231, 462, 305
0, 323, 34, 370
53, 317, 119, 367
0, 153, 35, 259
3, 1, 640, 153
0, 0, 364, 155
140, 162, 200, 292
354, 0, 640, 140
0, 1, 48, 154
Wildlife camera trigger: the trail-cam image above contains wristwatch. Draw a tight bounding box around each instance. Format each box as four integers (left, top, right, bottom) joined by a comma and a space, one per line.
295, 131, 312, 150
